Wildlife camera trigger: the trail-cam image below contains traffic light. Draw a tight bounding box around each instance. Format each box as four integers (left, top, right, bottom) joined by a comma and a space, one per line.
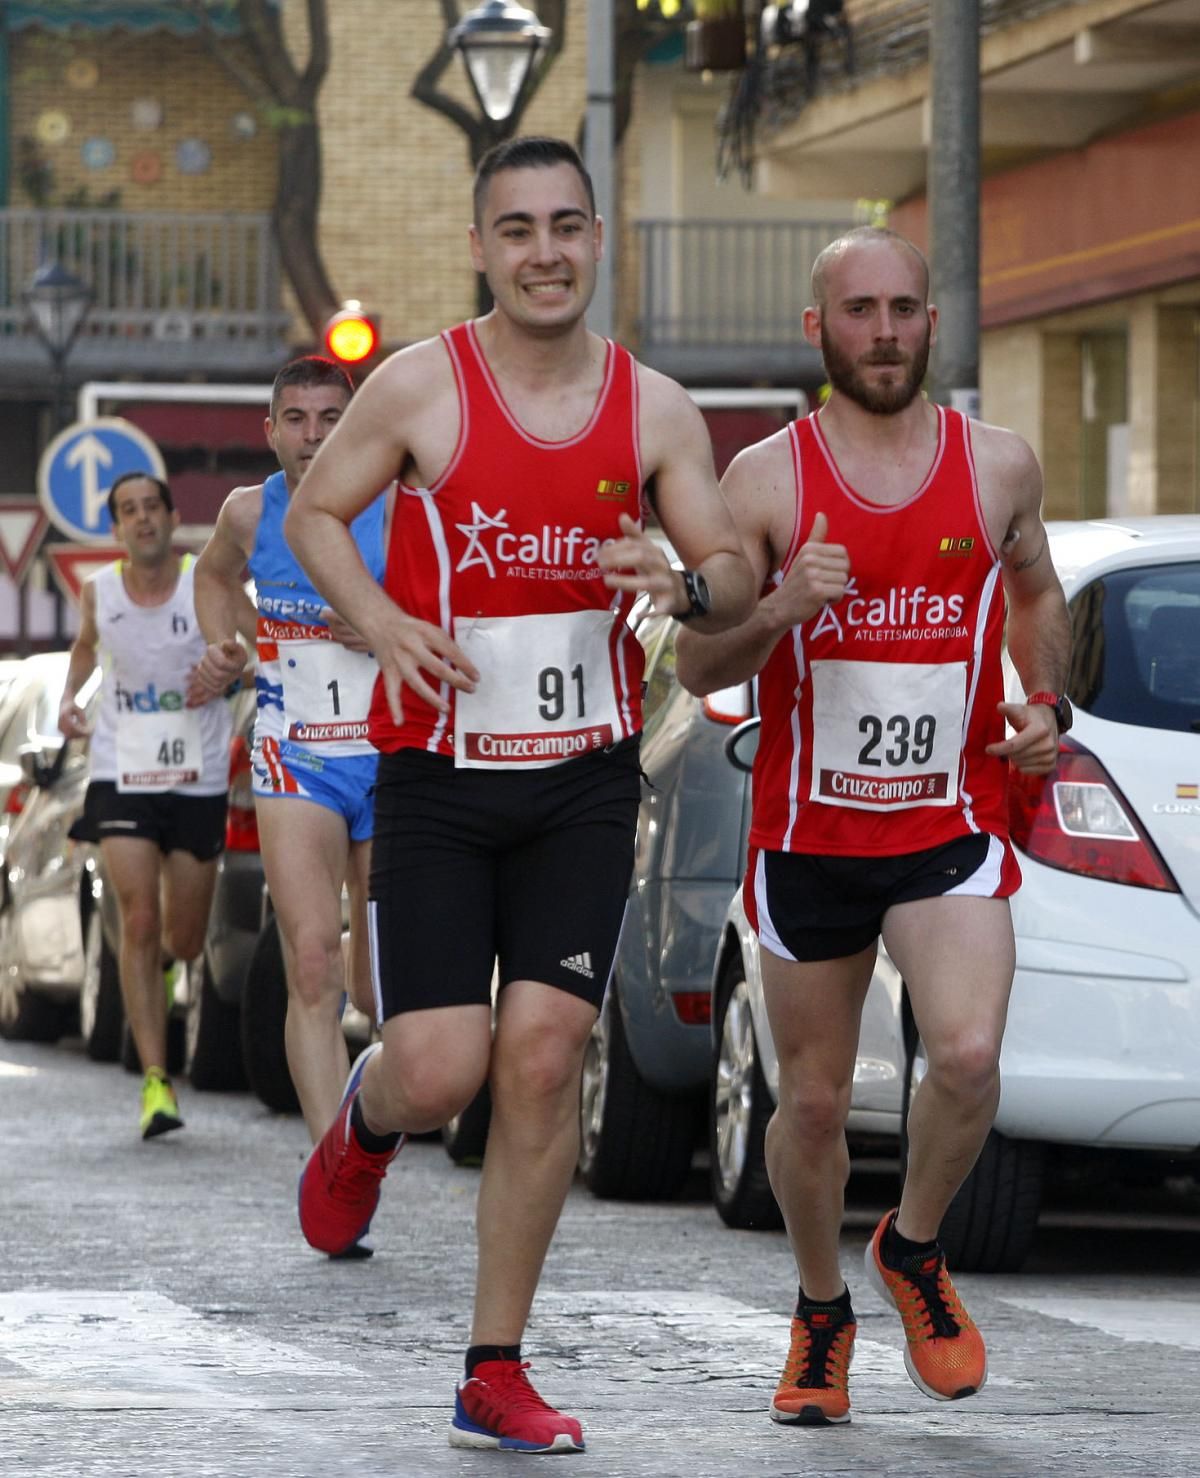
323, 300, 380, 366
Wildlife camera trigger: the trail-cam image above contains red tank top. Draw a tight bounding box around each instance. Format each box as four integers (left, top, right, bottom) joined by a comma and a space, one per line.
369, 321, 647, 765
751, 406, 1011, 856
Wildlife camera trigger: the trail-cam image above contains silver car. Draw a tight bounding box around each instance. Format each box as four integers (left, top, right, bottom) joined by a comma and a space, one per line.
577, 608, 757, 1200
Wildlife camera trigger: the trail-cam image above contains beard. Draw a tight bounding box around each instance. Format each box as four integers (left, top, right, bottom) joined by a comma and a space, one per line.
821, 321, 931, 415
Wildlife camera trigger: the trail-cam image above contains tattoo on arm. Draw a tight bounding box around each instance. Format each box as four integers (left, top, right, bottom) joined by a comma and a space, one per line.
1011, 536, 1046, 573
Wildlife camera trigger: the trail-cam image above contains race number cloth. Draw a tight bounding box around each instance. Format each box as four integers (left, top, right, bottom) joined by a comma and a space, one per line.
807, 659, 967, 811
453, 610, 623, 769
751, 407, 1011, 858
369, 319, 645, 762
86, 557, 232, 797
257, 618, 377, 747
249, 469, 386, 758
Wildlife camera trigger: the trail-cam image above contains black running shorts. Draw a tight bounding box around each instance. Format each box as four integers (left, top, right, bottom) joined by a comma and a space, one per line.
70, 781, 228, 863
368, 738, 642, 1020
746, 832, 1010, 963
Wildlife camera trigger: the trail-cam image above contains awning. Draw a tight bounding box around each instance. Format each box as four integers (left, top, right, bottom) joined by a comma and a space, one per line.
4, 1, 258, 35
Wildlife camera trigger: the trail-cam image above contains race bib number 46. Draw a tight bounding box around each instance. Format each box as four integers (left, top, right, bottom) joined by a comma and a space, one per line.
453, 610, 623, 770
808, 658, 966, 811
116, 709, 203, 792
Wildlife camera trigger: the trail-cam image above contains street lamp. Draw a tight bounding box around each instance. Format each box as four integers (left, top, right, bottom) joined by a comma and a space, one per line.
449, 0, 551, 124
24, 259, 93, 430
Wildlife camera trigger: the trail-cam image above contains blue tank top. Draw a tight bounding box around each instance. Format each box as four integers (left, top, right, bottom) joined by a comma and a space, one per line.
249, 470, 387, 757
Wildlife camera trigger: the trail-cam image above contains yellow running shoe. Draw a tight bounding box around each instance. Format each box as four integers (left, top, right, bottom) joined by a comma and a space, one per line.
771, 1306, 856, 1425
865, 1208, 987, 1401
140, 1067, 184, 1140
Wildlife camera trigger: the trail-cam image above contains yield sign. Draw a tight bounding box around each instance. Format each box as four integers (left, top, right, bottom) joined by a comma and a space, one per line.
45, 544, 125, 606
0, 501, 48, 584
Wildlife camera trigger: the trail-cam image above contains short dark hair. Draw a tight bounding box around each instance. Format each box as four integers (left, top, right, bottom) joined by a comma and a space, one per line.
473, 135, 595, 227
107, 470, 174, 521
269, 355, 354, 421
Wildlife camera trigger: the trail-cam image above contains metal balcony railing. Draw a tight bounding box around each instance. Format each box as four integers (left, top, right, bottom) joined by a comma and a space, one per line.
0, 208, 292, 375
636, 217, 854, 383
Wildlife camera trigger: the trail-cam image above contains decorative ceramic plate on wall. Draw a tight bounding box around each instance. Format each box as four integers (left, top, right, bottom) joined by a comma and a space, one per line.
176, 138, 212, 175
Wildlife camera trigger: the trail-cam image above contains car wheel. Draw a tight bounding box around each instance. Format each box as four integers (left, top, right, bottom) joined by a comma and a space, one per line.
442, 1083, 492, 1166
79, 908, 124, 1062
709, 955, 783, 1230
901, 1033, 1046, 1273
239, 914, 300, 1114
578, 983, 698, 1201
185, 954, 247, 1092
0, 963, 67, 1043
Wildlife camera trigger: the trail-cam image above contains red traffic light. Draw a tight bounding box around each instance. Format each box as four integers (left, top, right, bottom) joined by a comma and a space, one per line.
323, 301, 379, 365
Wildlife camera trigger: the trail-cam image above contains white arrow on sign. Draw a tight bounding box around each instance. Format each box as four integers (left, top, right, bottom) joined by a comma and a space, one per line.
65, 433, 115, 531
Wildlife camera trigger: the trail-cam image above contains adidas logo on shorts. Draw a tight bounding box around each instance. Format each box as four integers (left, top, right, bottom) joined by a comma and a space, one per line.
560, 952, 595, 979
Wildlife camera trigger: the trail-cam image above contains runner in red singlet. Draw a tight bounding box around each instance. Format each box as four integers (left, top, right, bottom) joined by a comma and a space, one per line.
283, 137, 755, 1454
677, 227, 1071, 1427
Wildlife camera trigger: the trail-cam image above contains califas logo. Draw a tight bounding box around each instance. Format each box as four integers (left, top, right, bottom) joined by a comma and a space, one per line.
455, 502, 611, 580
114, 679, 186, 712
809, 575, 965, 643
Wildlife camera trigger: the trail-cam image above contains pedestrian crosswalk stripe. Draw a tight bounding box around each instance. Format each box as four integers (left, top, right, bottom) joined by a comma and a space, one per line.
999, 1294, 1200, 1350
0, 1290, 359, 1406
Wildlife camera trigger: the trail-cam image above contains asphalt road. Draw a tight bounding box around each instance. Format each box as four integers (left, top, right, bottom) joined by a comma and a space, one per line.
2, 1037, 1199, 1478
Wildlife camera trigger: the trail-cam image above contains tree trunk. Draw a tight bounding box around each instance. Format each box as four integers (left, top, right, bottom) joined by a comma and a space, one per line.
273, 118, 338, 340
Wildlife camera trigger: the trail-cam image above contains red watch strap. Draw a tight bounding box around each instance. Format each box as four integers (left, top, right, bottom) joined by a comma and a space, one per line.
1025, 691, 1059, 707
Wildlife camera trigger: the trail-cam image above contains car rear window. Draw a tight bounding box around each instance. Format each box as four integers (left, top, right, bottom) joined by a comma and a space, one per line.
1067, 560, 1200, 733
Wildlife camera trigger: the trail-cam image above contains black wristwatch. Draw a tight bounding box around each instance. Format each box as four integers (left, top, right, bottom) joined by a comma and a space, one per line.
1027, 691, 1074, 733
676, 568, 712, 623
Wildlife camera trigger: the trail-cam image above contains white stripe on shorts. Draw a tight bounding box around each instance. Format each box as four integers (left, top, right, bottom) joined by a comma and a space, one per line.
943, 832, 1005, 896
752, 848, 798, 962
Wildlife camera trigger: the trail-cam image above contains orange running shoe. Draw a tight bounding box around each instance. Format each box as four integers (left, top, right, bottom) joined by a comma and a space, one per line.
771, 1305, 856, 1425
865, 1208, 987, 1401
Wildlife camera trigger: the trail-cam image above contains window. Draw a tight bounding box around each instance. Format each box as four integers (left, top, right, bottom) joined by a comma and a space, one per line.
1080, 331, 1129, 518
1067, 561, 1200, 733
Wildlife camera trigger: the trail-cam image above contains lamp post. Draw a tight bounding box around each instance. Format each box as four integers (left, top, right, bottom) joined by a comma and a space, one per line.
449, 0, 551, 126
25, 259, 93, 432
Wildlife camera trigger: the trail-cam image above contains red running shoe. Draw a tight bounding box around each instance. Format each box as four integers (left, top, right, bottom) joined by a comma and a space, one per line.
298, 1043, 401, 1255
449, 1359, 585, 1453
865, 1208, 987, 1401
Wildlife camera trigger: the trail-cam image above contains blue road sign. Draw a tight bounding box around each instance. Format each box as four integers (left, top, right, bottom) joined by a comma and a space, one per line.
37, 417, 167, 545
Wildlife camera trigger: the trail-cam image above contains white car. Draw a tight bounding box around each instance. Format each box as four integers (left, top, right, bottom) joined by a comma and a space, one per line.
710, 516, 1200, 1270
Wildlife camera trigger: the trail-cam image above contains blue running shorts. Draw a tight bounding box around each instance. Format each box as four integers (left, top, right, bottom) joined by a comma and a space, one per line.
252, 736, 377, 842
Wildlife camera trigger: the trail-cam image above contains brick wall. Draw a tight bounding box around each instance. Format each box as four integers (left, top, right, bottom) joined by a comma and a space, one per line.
308, 0, 594, 348
8, 29, 277, 213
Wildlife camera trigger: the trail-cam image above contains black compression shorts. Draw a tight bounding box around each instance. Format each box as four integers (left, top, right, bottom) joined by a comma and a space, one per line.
368, 737, 641, 1020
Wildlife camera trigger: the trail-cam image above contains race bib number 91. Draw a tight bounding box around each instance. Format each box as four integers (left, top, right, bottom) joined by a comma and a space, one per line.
808, 658, 966, 811
453, 610, 623, 770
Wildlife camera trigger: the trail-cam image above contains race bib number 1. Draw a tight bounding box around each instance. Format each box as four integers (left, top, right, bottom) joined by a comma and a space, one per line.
808, 658, 967, 811
116, 709, 203, 792
453, 610, 624, 770
280, 637, 376, 746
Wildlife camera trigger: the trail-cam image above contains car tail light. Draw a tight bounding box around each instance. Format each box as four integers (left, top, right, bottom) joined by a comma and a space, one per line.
671, 990, 712, 1025
224, 734, 259, 853
1008, 738, 1179, 892
4, 782, 29, 816
703, 683, 753, 726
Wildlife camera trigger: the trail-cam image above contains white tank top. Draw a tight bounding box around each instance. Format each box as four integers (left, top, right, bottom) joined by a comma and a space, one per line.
88, 557, 233, 796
